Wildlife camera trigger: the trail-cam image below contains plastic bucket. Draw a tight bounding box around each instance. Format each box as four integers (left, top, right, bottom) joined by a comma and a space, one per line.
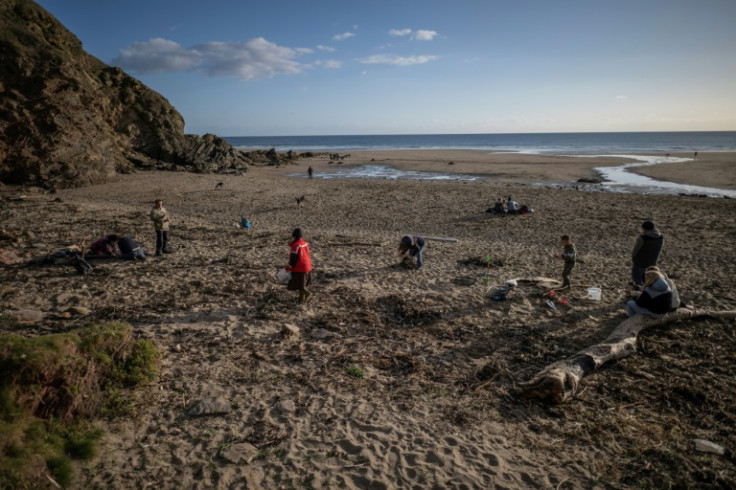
587, 287, 602, 300
277, 268, 291, 283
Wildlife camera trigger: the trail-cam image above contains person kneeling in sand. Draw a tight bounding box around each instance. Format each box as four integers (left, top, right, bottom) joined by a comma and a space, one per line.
626, 270, 673, 318
398, 235, 425, 270
285, 228, 313, 304
89, 234, 119, 256
117, 236, 146, 260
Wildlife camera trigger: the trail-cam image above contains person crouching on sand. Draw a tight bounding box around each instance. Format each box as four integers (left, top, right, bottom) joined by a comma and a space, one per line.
398, 235, 425, 270
285, 228, 313, 304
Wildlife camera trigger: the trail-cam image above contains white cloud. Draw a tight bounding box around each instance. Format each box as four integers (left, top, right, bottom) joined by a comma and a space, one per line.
316, 45, 336, 52
112, 38, 199, 73
388, 28, 438, 41
332, 32, 355, 41
389, 28, 412, 37
359, 54, 437, 66
413, 30, 437, 41
312, 60, 342, 69
113, 37, 340, 80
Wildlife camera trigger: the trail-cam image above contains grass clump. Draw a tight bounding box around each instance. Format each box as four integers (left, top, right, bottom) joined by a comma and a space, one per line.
0, 322, 158, 488
346, 366, 365, 378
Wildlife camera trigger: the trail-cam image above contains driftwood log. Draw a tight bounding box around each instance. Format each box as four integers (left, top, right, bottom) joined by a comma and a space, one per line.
520, 309, 736, 404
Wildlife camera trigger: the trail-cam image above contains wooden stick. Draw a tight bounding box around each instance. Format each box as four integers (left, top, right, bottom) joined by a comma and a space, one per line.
422, 236, 459, 243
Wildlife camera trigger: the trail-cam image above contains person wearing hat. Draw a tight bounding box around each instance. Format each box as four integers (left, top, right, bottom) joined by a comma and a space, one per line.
285, 228, 313, 304
150, 198, 172, 256
631, 220, 664, 286
398, 235, 426, 270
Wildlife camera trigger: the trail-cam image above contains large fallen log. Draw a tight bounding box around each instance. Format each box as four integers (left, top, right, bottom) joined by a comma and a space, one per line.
519, 309, 736, 404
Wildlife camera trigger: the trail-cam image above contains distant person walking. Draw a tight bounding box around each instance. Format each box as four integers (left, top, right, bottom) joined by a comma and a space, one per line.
631, 220, 664, 286
150, 198, 172, 256
308, 166, 313, 179
556, 235, 576, 289
694, 151, 698, 159
285, 228, 313, 304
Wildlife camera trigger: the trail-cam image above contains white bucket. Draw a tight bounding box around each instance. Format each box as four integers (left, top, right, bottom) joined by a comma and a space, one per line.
587, 287, 602, 300
276, 268, 291, 283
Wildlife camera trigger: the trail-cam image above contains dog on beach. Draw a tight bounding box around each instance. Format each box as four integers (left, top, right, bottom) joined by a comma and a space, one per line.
215, 182, 224, 189
296, 195, 305, 207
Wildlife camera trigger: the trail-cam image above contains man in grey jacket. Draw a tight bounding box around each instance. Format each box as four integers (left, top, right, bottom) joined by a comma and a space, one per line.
631, 221, 663, 286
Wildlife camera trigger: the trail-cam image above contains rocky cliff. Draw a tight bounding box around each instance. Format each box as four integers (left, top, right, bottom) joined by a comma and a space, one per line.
0, 0, 284, 189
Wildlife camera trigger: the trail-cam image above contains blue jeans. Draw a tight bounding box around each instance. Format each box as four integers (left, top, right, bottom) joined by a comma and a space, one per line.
631, 264, 647, 286
120, 248, 146, 260
411, 244, 425, 269
627, 300, 665, 318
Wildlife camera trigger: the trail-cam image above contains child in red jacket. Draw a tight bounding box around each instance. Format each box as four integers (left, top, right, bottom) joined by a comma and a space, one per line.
285, 228, 313, 304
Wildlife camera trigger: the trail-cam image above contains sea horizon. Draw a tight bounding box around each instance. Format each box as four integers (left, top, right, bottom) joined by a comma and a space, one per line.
225, 131, 736, 154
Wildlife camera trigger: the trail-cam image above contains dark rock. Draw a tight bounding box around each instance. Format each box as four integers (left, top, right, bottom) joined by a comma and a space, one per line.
0, 0, 280, 188
577, 178, 602, 184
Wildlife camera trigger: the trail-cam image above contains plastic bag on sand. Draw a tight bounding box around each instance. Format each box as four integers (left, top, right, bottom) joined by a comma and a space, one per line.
277, 268, 291, 283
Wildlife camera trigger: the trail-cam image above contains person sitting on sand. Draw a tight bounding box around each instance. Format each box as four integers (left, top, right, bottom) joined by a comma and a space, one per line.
398, 235, 426, 270
89, 235, 119, 256
626, 270, 673, 318
117, 236, 146, 260
285, 228, 313, 304
506, 197, 518, 214
487, 198, 505, 214
645, 266, 681, 311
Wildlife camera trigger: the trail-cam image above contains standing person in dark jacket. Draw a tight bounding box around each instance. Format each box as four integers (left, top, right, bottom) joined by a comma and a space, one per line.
398, 235, 426, 270
631, 220, 663, 286
556, 235, 576, 289
285, 228, 313, 304
626, 270, 673, 318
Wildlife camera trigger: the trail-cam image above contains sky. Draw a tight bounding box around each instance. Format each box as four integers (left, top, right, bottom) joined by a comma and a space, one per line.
35, 0, 736, 136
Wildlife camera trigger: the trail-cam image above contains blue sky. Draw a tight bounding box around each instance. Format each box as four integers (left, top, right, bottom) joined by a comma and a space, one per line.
36, 0, 736, 136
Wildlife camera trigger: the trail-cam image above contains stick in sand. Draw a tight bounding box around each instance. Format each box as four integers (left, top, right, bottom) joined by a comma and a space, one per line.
420, 236, 459, 243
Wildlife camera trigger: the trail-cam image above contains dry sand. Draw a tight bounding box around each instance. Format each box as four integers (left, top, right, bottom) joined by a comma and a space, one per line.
1, 151, 735, 489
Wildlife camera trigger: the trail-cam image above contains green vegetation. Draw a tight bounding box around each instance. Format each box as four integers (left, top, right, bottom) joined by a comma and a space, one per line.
345, 366, 365, 378
0, 323, 159, 488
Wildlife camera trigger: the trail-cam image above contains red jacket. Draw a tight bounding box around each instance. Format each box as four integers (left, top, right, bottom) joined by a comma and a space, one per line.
286, 238, 312, 272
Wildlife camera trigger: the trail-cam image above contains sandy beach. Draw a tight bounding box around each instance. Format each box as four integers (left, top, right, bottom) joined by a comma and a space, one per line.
1, 150, 735, 488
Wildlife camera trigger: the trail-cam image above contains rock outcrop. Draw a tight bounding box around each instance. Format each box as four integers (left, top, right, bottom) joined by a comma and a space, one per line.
0, 0, 275, 189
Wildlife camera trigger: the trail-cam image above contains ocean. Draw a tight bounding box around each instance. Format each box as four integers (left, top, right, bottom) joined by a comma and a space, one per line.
225, 131, 736, 154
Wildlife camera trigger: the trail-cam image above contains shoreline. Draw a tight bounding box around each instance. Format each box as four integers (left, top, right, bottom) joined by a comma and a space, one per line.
267, 150, 736, 193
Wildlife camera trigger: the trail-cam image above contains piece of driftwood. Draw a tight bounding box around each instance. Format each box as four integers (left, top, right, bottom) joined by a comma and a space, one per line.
423, 236, 459, 243
519, 309, 736, 404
